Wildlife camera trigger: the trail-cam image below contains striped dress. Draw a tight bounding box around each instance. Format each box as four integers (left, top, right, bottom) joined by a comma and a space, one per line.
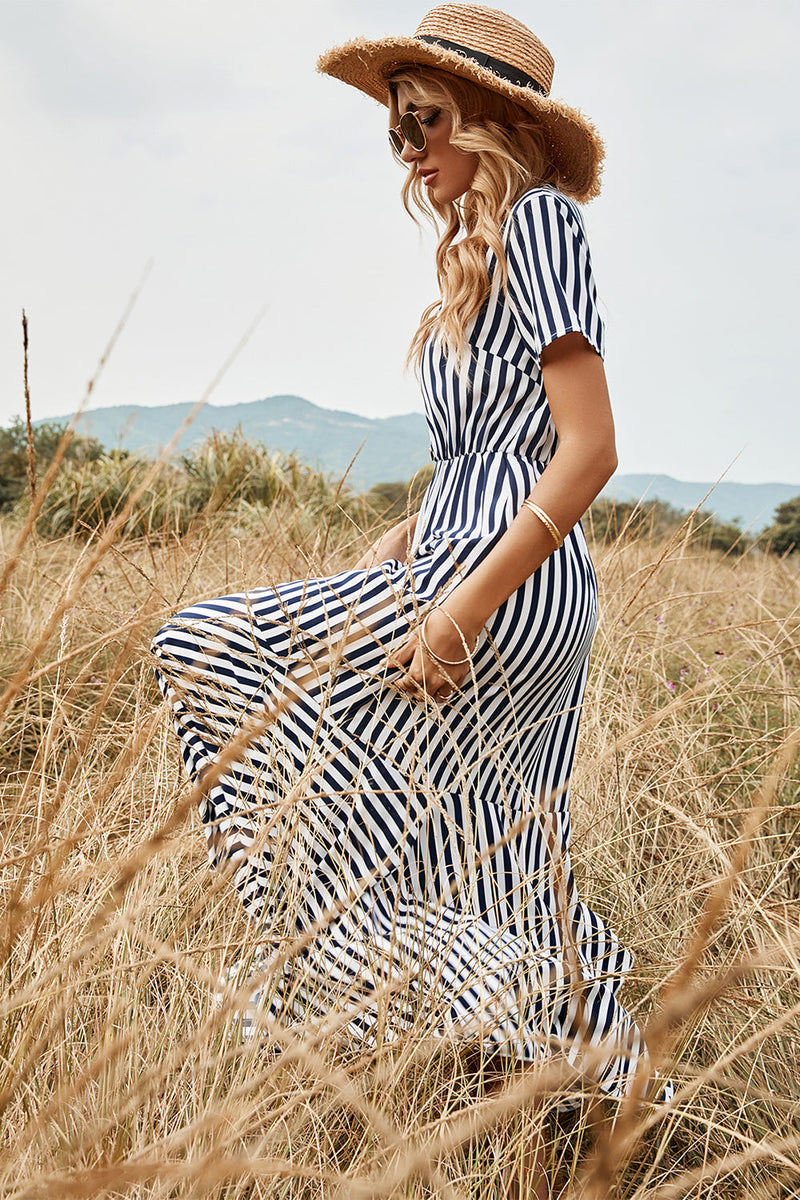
152, 186, 669, 1103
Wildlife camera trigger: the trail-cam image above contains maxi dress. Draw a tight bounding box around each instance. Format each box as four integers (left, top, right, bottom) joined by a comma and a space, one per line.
152, 186, 668, 1103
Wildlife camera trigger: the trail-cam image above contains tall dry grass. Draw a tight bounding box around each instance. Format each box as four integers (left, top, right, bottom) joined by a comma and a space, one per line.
1, 477, 798, 1199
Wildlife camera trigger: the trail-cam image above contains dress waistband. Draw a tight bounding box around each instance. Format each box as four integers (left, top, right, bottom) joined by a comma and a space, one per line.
431, 449, 547, 468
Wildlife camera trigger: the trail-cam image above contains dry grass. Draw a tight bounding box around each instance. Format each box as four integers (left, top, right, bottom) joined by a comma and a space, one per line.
1, 489, 798, 1199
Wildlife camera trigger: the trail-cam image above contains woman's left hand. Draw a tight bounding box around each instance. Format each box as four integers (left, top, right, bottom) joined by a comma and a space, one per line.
382, 605, 479, 703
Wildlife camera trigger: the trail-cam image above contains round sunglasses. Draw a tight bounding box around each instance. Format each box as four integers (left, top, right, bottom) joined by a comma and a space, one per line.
388, 109, 441, 155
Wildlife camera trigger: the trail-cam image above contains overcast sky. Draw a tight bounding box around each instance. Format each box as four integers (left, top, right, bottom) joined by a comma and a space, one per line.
1, 0, 798, 483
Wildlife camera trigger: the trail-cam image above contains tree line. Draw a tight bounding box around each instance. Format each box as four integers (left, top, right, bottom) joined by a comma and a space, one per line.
1, 417, 799, 553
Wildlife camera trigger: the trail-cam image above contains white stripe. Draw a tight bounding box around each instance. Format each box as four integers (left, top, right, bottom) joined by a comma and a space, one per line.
151, 184, 672, 1106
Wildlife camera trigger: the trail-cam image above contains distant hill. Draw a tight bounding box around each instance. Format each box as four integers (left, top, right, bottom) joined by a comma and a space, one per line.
43, 396, 798, 528
600, 474, 799, 534
52, 395, 431, 491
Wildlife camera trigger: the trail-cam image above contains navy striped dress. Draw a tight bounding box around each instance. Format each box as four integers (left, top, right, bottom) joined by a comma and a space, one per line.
152, 186, 669, 1103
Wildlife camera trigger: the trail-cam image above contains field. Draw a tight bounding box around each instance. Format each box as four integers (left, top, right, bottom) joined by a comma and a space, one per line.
1, 472, 799, 1198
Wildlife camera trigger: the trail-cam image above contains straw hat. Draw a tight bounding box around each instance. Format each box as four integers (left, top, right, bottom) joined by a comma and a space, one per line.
317, 3, 603, 202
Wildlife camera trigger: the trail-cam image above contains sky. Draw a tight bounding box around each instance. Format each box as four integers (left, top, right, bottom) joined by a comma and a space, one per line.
1, 0, 798, 484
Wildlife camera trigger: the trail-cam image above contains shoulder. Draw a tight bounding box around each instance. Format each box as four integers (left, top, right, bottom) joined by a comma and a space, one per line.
499, 183, 605, 356
507, 186, 587, 243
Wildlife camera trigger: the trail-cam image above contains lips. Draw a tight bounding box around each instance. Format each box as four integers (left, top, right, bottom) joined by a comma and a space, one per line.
418, 168, 439, 186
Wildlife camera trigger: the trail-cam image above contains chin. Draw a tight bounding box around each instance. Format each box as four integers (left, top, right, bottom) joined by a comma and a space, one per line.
432, 185, 463, 205
434, 181, 472, 205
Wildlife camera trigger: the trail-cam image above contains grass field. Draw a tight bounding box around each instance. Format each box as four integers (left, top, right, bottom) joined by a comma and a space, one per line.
1, 477, 798, 1198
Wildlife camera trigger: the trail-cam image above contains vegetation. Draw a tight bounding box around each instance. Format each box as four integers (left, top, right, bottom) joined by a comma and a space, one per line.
3, 417, 797, 558
763, 496, 800, 555
363, 463, 435, 524
0, 416, 102, 509
32, 429, 364, 542
586, 497, 751, 555
1, 432, 798, 1198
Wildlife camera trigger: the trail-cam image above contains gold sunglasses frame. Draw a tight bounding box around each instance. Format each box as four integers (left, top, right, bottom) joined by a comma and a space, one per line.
388, 111, 429, 155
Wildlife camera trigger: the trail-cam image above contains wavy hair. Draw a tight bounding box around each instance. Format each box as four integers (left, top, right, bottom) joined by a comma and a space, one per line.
388, 67, 559, 369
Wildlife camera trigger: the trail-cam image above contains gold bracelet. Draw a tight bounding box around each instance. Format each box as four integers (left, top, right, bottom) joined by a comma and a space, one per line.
521, 499, 564, 549
419, 611, 472, 667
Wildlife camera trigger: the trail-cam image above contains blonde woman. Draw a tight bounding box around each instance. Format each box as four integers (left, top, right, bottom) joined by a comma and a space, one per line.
152, 4, 670, 1190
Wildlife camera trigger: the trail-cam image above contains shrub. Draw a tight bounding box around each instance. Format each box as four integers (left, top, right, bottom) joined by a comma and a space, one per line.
35, 450, 187, 539
693, 509, 749, 555
180, 429, 347, 518
586, 498, 686, 544
0, 417, 102, 509
762, 495, 800, 555
586, 497, 749, 554
33, 429, 356, 541
362, 463, 434, 523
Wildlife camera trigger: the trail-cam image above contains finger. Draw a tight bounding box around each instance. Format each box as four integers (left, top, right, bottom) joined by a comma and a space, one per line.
392, 678, 427, 704
401, 662, 429, 689
395, 664, 432, 700
407, 653, 440, 692
444, 664, 470, 689
381, 637, 418, 669
407, 649, 448, 689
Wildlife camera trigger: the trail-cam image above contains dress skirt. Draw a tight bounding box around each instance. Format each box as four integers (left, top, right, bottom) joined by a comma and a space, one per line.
152, 449, 665, 1102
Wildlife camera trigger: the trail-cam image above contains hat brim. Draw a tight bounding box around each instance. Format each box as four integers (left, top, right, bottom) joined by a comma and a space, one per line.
317, 35, 603, 202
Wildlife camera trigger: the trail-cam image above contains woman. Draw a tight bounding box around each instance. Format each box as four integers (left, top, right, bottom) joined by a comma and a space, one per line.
152, 0, 669, 1140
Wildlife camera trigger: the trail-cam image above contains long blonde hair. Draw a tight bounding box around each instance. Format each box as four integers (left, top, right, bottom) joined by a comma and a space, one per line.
388, 67, 559, 368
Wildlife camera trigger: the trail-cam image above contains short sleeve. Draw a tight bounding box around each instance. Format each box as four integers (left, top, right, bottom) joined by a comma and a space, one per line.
503, 188, 605, 360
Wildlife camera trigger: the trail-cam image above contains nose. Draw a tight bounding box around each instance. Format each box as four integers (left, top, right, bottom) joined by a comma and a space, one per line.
400, 137, 423, 165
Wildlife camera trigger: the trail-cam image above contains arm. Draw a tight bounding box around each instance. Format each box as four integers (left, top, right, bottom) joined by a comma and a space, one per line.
354, 510, 420, 570
387, 333, 617, 699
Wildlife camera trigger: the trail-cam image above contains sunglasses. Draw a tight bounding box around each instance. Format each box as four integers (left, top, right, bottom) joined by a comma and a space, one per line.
388, 109, 440, 155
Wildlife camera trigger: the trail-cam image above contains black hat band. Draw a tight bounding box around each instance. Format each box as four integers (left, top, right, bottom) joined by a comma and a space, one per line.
416, 34, 547, 96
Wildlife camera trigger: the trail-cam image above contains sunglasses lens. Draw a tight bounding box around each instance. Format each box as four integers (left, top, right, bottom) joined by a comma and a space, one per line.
400, 112, 426, 151
388, 128, 404, 154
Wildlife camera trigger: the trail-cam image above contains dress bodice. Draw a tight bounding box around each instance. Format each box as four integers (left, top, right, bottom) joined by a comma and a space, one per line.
420, 186, 605, 465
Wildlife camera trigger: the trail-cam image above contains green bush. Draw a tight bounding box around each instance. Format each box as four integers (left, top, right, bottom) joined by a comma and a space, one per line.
0, 417, 102, 510
586, 497, 749, 554
36, 450, 187, 539
762, 496, 800, 555
693, 510, 749, 555
180, 430, 347, 517
33, 429, 355, 541
363, 464, 434, 523
586, 498, 686, 544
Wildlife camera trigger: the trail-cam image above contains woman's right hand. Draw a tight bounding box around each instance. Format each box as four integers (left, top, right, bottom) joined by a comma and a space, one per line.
382, 601, 480, 703
354, 513, 418, 570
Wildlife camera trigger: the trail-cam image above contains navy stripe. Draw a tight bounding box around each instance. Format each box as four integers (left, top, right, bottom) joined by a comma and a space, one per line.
151, 185, 671, 1107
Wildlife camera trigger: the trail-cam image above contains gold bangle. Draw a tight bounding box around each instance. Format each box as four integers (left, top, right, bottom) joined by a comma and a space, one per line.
521, 499, 564, 549
419, 611, 472, 667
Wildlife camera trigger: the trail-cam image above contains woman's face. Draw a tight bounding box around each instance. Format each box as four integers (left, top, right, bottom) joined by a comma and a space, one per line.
393, 82, 479, 205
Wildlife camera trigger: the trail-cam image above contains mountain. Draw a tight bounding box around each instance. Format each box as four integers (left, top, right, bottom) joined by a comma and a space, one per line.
44, 396, 798, 527
600, 474, 798, 533
55, 395, 431, 491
